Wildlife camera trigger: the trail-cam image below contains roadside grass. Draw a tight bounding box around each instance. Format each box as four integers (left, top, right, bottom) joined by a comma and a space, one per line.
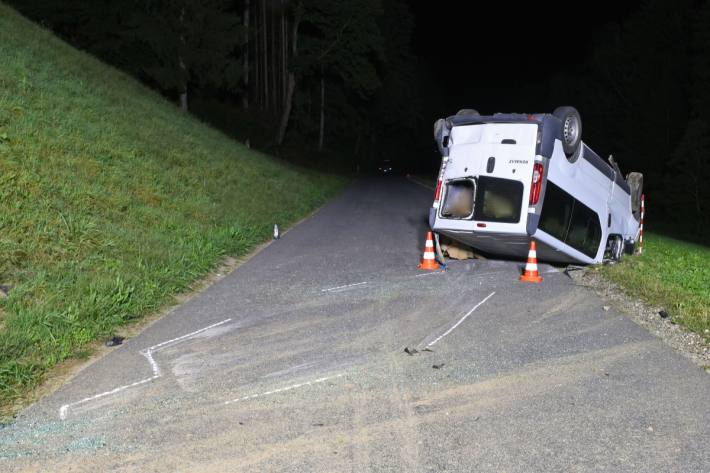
598, 233, 710, 340
0, 4, 346, 417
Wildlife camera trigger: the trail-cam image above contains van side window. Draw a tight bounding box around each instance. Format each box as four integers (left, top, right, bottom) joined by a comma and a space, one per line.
539, 181, 602, 258
567, 200, 602, 258
539, 181, 573, 242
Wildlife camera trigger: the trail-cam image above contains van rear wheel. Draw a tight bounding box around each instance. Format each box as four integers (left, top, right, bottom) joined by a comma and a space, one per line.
553, 106, 582, 160
608, 235, 624, 262
627, 172, 644, 221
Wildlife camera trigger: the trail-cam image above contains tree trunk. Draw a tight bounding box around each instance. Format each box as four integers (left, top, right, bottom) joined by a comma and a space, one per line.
179, 56, 188, 111
253, 0, 259, 108
354, 130, 361, 156
318, 71, 325, 152
179, 88, 188, 111
281, 2, 287, 108
178, 6, 188, 112
277, 72, 296, 146
270, 5, 277, 112
262, 0, 269, 111
242, 0, 250, 109
276, 5, 301, 146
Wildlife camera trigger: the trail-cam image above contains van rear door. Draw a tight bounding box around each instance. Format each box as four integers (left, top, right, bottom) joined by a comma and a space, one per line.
439, 122, 538, 234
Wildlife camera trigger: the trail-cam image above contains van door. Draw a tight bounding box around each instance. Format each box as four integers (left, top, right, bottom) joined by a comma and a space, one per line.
438, 123, 538, 234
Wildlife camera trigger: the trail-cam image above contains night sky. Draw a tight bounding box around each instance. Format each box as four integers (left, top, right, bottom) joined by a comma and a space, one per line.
408, 0, 642, 116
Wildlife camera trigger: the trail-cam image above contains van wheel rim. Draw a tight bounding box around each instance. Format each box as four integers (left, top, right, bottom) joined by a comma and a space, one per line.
563, 116, 579, 145
614, 237, 623, 260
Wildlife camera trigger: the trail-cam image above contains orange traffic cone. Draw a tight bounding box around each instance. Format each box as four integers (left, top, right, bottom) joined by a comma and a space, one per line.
418, 231, 440, 270
519, 240, 543, 283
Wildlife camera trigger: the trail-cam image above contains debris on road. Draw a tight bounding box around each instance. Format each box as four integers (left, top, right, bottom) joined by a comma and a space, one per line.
570, 269, 710, 368
440, 239, 476, 260
432, 363, 445, 369
659, 309, 670, 319
105, 336, 125, 347
603, 306, 610, 311
273, 224, 280, 240
404, 347, 419, 356
0, 284, 12, 298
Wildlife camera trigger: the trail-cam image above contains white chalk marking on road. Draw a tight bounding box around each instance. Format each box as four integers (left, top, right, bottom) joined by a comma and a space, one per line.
426, 291, 496, 348
321, 281, 368, 293
59, 318, 232, 420
142, 350, 160, 377
224, 373, 345, 405
59, 375, 160, 420
262, 361, 318, 379
415, 270, 446, 278
144, 319, 232, 352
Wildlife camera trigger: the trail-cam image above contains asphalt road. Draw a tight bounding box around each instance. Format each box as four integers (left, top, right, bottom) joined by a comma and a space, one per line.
2, 177, 709, 472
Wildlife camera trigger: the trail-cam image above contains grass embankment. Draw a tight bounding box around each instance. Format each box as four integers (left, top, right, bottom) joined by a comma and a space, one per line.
0, 3, 346, 417
599, 233, 710, 340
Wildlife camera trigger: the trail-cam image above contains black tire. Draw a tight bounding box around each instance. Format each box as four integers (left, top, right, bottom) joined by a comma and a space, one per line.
609, 235, 624, 262
456, 108, 479, 116
433, 118, 452, 156
433, 118, 445, 142
626, 172, 644, 221
553, 106, 582, 159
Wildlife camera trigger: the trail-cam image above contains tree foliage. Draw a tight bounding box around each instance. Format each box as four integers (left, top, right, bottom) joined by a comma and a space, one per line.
125, 0, 243, 103
545, 0, 709, 232
9, 0, 423, 168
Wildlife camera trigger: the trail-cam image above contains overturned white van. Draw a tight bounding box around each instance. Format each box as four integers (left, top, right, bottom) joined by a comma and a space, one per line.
430, 107, 643, 264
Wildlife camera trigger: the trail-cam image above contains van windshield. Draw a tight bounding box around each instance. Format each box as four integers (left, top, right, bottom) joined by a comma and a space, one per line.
473, 176, 523, 223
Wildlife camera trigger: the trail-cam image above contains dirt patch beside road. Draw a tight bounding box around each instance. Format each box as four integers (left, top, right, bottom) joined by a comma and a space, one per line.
570, 268, 710, 371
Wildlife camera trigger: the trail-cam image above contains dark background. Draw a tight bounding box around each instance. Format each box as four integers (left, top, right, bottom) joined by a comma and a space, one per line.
409, 0, 641, 112
7, 0, 709, 238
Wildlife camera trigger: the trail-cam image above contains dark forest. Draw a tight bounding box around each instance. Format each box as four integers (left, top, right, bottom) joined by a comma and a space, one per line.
9, 0, 710, 237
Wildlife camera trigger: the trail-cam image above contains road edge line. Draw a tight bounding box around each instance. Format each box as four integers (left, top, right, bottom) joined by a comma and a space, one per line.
406, 174, 435, 191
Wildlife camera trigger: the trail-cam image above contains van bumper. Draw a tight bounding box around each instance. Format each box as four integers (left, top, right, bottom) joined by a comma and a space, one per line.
432, 226, 532, 260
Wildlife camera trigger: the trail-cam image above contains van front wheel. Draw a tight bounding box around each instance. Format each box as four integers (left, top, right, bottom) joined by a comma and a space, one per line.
553, 106, 582, 160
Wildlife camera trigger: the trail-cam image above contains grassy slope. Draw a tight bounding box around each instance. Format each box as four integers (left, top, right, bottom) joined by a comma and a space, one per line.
599, 233, 709, 339
0, 4, 346, 414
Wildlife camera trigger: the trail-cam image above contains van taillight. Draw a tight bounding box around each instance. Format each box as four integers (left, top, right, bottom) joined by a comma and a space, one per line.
529, 163, 544, 205
433, 157, 448, 207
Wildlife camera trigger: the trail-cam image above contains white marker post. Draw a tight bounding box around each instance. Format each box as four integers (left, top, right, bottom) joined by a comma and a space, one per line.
636, 194, 645, 255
